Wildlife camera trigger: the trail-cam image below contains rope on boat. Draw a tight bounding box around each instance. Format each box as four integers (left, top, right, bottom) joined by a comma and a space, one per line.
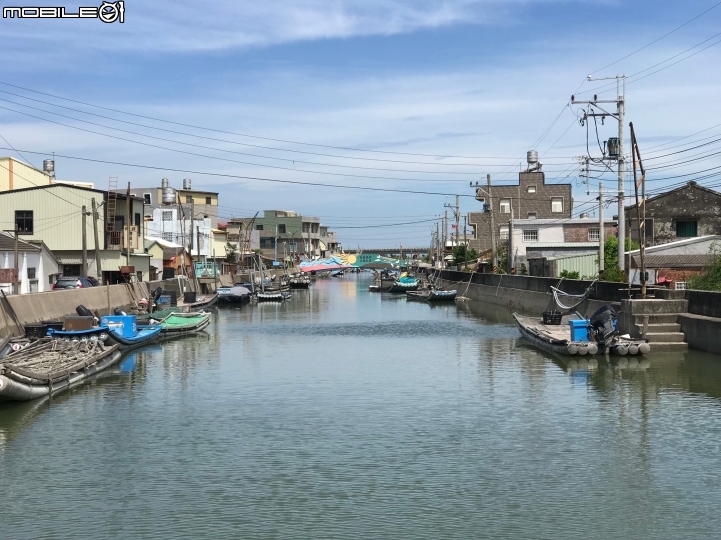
551, 279, 598, 311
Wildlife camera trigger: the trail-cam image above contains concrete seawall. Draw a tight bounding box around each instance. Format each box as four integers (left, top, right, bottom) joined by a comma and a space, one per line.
0, 282, 150, 337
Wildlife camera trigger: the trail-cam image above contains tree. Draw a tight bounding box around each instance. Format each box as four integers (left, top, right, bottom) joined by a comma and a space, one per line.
599, 237, 639, 282
225, 242, 238, 263
452, 245, 478, 268
687, 243, 721, 290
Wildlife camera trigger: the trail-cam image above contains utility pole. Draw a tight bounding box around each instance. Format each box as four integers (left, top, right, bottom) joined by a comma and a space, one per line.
444, 210, 448, 255
81, 205, 88, 277
13, 228, 18, 295
125, 182, 131, 267
463, 216, 468, 270
197, 226, 202, 265
630, 122, 647, 298
598, 182, 604, 275
507, 204, 514, 274
91, 198, 102, 282
572, 74, 626, 270
488, 174, 497, 270
455, 195, 460, 247
436, 221, 440, 267
190, 198, 195, 253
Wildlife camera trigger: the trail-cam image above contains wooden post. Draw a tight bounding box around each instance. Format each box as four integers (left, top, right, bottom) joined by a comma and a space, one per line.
13, 228, 18, 295
125, 183, 131, 267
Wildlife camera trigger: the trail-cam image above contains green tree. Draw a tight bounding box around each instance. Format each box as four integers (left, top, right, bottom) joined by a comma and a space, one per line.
225, 242, 238, 263
599, 236, 639, 282
452, 245, 478, 268
687, 243, 721, 290
559, 270, 580, 279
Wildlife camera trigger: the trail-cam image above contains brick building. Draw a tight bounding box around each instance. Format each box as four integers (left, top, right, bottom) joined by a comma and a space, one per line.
627, 181, 721, 246
467, 169, 573, 254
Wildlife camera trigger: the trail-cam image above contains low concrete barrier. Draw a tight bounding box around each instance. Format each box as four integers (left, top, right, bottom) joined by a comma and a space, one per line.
679, 313, 721, 355
686, 289, 721, 318
0, 282, 150, 337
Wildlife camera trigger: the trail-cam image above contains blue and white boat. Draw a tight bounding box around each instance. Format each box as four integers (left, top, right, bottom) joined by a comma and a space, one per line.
99, 315, 162, 350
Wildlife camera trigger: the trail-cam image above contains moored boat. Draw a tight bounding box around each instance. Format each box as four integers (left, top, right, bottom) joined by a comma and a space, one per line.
217, 285, 252, 304
406, 289, 457, 302
289, 276, 311, 289
140, 312, 211, 334
513, 310, 650, 357
0, 340, 122, 402
257, 291, 291, 302
99, 315, 162, 350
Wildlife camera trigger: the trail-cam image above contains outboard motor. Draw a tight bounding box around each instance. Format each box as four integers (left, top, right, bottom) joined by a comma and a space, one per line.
589, 305, 618, 345
113, 308, 126, 316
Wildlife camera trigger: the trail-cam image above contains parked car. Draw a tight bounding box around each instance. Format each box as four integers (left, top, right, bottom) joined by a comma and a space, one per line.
52, 277, 97, 290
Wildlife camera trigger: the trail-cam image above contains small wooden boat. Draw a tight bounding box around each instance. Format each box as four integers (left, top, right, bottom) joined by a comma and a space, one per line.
0, 340, 122, 402
178, 293, 218, 311
513, 313, 650, 356
140, 312, 211, 334
99, 315, 162, 350
387, 279, 419, 293
407, 289, 457, 302
369, 284, 387, 292
257, 291, 291, 302
217, 285, 252, 304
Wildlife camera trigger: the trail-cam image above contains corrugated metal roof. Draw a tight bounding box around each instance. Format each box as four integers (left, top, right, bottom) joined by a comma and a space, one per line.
527, 242, 599, 248
633, 254, 715, 268
626, 235, 721, 254
0, 232, 40, 252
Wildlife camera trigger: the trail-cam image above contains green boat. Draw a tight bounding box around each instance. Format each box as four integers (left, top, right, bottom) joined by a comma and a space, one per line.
140, 311, 211, 334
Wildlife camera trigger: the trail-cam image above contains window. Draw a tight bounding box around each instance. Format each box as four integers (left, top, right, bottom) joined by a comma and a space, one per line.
15, 210, 33, 234
527, 185, 536, 193
675, 281, 687, 290
205, 197, 211, 205
676, 220, 697, 238
162, 210, 173, 221
143, 193, 151, 204
588, 228, 600, 241
49, 275, 55, 285
499, 226, 509, 240
527, 212, 537, 219
278, 224, 286, 234
551, 197, 563, 213
186, 196, 193, 203
27, 267, 36, 279
135, 213, 141, 227
256, 225, 264, 231
260, 237, 275, 249
161, 232, 173, 242
522, 229, 539, 242
499, 199, 511, 214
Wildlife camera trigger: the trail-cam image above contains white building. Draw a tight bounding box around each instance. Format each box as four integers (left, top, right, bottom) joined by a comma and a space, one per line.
146, 207, 212, 259
0, 232, 60, 294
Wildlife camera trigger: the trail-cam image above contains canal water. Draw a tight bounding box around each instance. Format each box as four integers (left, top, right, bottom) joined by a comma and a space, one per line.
1, 274, 721, 539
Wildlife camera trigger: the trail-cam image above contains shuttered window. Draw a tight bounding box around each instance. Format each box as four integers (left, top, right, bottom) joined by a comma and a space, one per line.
676, 221, 697, 238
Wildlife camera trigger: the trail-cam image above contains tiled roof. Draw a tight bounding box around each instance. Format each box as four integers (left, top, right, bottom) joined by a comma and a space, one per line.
633, 254, 715, 268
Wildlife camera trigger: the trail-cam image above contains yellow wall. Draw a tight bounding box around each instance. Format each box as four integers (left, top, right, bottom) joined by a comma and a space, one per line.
211, 230, 227, 258
0, 158, 52, 191
176, 189, 218, 205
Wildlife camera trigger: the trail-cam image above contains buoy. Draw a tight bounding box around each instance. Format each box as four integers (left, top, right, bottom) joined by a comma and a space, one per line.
587, 343, 598, 355
577, 345, 588, 356
11, 343, 21, 351
639, 342, 650, 354
99, 332, 109, 341
628, 344, 639, 355
567, 343, 578, 354
616, 344, 629, 355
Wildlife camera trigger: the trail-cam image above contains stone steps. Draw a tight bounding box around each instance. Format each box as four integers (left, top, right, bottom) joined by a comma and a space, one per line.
645, 331, 687, 343
635, 322, 681, 333
649, 341, 689, 352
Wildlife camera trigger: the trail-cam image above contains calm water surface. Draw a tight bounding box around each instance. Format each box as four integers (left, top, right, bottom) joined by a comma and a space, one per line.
2, 274, 721, 539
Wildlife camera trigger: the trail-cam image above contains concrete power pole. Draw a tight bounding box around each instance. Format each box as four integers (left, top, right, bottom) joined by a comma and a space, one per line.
13, 228, 18, 295
455, 195, 460, 248
436, 221, 440, 267
125, 183, 131, 267
488, 174, 497, 270
598, 182, 604, 275
617, 81, 626, 271
81, 205, 88, 277
444, 210, 448, 255
463, 216, 468, 270
91, 198, 102, 282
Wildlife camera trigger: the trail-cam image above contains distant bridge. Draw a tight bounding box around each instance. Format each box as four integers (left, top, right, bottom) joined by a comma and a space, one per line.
345, 247, 428, 255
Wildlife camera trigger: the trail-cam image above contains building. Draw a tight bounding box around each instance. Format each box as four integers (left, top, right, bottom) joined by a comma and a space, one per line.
467, 154, 573, 254
0, 184, 150, 283
626, 235, 721, 288
509, 217, 617, 270
145, 206, 212, 259
229, 210, 340, 261
0, 157, 53, 191
0, 232, 60, 294
627, 181, 721, 246
129, 178, 219, 228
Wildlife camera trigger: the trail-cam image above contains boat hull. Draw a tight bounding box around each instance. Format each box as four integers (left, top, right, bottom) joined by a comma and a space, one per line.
0, 346, 122, 402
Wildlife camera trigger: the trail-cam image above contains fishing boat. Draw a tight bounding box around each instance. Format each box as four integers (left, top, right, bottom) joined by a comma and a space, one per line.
257, 291, 291, 302
177, 293, 219, 311
387, 277, 420, 293
99, 315, 162, 350
217, 285, 252, 304
513, 307, 650, 357
139, 311, 211, 334
0, 340, 122, 402
289, 276, 311, 289
407, 289, 457, 302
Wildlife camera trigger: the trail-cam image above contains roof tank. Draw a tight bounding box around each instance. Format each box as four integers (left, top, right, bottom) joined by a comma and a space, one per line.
183, 178, 191, 190
526, 150, 539, 165
161, 178, 169, 189
43, 159, 55, 176
161, 178, 176, 205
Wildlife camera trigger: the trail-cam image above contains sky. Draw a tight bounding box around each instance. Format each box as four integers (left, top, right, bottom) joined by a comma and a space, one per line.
1, 0, 720, 248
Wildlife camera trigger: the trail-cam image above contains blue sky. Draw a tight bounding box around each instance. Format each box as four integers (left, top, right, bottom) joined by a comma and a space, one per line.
1, 0, 720, 248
